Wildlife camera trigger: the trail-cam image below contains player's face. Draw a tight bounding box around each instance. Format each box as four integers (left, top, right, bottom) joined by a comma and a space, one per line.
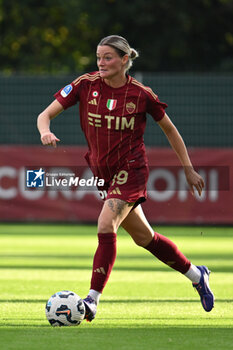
96, 45, 128, 80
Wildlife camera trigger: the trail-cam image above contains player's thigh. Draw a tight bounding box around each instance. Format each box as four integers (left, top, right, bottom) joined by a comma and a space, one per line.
98, 198, 134, 233
121, 205, 154, 247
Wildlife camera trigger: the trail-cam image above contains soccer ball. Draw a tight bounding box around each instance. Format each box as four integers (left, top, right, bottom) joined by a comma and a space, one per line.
45, 290, 85, 326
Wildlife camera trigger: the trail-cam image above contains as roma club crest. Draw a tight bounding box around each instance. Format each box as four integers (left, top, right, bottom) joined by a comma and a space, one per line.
106, 99, 117, 111
126, 102, 136, 114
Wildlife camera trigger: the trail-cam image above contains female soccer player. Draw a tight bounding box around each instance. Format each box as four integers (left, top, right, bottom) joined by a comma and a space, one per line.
37, 35, 214, 321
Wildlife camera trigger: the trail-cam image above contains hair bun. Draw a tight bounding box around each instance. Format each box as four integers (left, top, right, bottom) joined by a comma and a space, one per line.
130, 48, 139, 60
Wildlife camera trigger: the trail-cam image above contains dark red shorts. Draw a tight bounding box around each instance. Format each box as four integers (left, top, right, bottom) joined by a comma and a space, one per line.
97, 165, 149, 205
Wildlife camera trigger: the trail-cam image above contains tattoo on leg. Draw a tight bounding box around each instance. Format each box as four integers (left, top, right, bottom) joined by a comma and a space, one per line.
108, 199, 115, 213
115, 199, 126, 216
107, 199, 132, 216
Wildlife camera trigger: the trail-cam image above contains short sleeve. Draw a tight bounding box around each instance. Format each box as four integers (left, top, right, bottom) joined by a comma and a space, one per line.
146, 87, 168, 122
54, 81, 80, 110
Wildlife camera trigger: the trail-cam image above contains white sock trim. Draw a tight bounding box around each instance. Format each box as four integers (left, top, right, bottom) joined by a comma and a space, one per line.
184, 264, 201, 283
88, 289, 101, 304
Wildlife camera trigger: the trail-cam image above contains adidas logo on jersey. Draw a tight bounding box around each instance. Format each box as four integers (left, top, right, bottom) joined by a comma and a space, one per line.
94, 267, 106, 275
109, 187, 121, 195
88, 98, 97, 105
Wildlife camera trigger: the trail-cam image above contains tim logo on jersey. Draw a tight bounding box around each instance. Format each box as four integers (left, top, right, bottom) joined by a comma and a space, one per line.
26, 168, 45, 188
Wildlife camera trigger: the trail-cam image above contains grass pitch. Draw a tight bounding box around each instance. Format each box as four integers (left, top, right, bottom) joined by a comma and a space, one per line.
0, 224, 232, 350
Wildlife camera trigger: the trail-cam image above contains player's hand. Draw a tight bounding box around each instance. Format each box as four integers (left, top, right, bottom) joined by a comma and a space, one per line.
40, 132, 60, 148
184, 167, 205, 196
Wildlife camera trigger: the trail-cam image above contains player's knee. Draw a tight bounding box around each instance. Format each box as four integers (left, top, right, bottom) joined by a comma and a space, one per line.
97, 217, 116, 233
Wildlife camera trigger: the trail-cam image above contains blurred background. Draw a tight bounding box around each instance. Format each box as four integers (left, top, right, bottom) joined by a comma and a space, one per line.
0, 0, 233, 223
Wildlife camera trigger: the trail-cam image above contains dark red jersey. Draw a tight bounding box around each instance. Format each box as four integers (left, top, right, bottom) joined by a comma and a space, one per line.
54, 71, 167, 182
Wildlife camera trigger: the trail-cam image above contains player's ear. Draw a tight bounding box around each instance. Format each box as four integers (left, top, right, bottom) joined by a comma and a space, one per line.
122, 54, 129, 66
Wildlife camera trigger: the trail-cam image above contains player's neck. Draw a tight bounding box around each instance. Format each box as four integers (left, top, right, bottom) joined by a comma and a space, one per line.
104, 74, 127, 88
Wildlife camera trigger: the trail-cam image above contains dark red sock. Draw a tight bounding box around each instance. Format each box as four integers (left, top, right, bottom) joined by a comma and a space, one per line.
145, 232, 191, 274
90, 233, 117, 293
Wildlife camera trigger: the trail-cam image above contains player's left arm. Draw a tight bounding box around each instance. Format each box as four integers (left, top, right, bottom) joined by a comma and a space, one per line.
157, 113, 204, 196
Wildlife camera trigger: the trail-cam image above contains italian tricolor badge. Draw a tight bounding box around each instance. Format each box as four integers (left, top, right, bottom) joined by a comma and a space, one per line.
106, 99, 117, 111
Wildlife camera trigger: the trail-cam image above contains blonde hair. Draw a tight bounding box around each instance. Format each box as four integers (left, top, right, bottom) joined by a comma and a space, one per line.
98, 35, 139, 70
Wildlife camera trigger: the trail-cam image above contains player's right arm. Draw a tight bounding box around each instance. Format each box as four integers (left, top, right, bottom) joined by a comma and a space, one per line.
37, 99, 64, 148
38, 73, 89, 147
